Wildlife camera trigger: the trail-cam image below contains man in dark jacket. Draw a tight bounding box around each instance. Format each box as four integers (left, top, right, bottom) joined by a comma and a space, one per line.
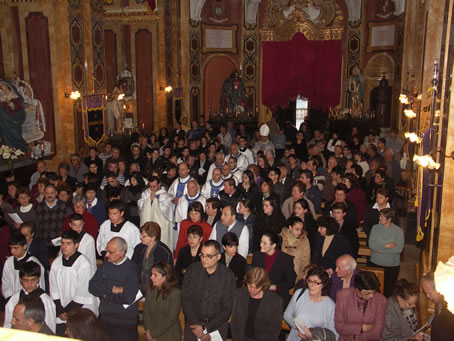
89, 237, 140, 341
181, 240, 236, 341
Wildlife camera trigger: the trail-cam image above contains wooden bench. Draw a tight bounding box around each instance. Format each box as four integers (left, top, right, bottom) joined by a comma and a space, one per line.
357, 265, 385, 294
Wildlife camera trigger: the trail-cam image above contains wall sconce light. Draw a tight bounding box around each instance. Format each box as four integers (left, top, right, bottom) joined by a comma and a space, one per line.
413, 154, 440, 170
399, 94, 409, 104
165, 86, 173, 93
405, 132, 422, 143
64, 91, 81, 100
117, 93, 125, 101
435, 257, 454, 314
404, 109, 417, 118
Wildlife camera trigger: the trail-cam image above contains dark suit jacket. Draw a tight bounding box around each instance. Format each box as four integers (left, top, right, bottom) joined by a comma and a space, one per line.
230, 288, 283, 341
312, 233, 352, 272
335, 287, 387, 341
220, 253, 247, 288
28, 238, 50, 270
251, 251, 296, 307
281, 176, 296, 204
195, 160, 212, 185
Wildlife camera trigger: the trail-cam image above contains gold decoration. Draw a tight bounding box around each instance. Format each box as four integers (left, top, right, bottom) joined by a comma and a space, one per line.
103, 6, 159, 23
260, 0, 344, 41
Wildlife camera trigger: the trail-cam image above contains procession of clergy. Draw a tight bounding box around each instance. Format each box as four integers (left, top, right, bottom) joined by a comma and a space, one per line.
1, 115, 453, 341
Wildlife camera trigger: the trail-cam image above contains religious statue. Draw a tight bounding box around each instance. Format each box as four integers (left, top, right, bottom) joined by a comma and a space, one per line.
220, 71, 248, 116
107, 79, 128, 133
0, 80, 27, 151
370, 76, 392, 127
190, 0, 207, 21
348, 65, 364, 117
245, 0, 262, 25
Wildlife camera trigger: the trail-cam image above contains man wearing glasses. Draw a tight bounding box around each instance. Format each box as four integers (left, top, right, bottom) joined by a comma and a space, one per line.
181, 240, 236, 341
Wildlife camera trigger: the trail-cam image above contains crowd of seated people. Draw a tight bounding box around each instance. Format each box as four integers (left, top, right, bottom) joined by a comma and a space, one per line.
0, 115, 452, 340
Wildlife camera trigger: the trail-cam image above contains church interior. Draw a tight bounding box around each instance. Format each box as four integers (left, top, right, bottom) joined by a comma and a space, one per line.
1, 0, 454, 339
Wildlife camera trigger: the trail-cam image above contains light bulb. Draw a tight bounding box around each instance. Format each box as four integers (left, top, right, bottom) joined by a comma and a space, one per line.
404, 109, 416, 118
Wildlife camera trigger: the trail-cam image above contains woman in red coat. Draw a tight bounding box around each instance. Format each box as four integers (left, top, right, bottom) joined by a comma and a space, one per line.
174, 201, 211, 259
343, 173, 367, 223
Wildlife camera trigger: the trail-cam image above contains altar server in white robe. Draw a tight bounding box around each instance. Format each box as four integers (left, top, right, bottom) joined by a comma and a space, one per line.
50, 230, 97, 336
3, 261, 56, 333
225, 143, 249, 172
239, 135, 255, 164
228, 156, 244, 185
201, 168, 224, 199
68, 213, 96, 268
174, 179, 206, 250
139, 176, 174, 250
2, 234, 46, 300
97, 200, 140, 259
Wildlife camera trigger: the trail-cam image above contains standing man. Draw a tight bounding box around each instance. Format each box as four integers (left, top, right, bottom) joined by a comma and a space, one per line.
181, 240, 236, 341
89, 237, 140, 341
4, 261, 56, 333
10, 295, 55, 335
68, 153, 89, 183
206, 152, 225, 183
97, 200, 140, 259
49, 230, 97, 336
2, 234, 46, 300
36, 184, 73, 257
329, 254, 359, 302
209, 205, 249, 258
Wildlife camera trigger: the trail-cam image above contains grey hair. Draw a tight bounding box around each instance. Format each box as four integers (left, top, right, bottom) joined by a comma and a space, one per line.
73, 194, 87, 205
110, 237, 128, 253
264, 149, 274, 158
18, 295, 45, 324
339, 254, 357, 271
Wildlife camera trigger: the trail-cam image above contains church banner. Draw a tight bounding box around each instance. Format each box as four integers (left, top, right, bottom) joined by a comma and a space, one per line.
82, 94, 107, 146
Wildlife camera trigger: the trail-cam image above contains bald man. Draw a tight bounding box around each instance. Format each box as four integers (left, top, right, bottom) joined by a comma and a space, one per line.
329, 254, 359, 302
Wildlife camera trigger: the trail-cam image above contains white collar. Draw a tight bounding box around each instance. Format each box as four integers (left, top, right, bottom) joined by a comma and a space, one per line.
113, 256, 128, 266
372, 202, 390, 210
20, 204, 33, 213
45, 200, 58, 209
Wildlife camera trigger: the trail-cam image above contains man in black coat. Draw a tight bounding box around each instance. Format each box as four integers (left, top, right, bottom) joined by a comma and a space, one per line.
181, 240, 236, 341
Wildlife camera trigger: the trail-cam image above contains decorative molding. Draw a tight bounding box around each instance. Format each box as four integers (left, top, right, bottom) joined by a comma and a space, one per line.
103, 5, 159, 23
260, 0, 344, 41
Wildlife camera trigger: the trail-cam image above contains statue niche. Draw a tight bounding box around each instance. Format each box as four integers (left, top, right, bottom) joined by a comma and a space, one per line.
219, 71, 249, 118
370, 76, 392, 127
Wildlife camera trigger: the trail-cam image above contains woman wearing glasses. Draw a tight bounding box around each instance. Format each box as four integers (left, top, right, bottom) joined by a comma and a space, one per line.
143, 261, 181, 341
284, 266, 338, 341
335, 271, 387, 341
383, 279, 423, 341
230, 267, 283, 341
251, 232, 296, 307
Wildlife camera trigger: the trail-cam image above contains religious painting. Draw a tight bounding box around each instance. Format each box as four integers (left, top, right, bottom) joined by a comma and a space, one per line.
202, 24, 237, 53
367, 21, 398, 52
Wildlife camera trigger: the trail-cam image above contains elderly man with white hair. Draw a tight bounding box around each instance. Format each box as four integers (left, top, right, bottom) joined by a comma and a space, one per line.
201, 168, 224, 199
205, 151, 225, 183
225, 143, 249, 172
329, 254, 359, 302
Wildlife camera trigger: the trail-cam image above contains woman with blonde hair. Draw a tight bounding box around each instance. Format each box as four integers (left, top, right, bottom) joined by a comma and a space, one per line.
230, 267, 283, 341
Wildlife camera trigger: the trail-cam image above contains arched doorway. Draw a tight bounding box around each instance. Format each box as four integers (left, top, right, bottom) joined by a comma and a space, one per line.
203, 55, 237, 119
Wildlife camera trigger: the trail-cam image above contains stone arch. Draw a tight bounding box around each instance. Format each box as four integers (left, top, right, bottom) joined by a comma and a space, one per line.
363, 53, 395, 112
203, 54, 238, 118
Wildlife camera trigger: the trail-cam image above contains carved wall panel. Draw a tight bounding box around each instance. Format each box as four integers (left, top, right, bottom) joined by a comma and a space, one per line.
11, 6, 24, 79
164, 0, 172, 84
91, 0, 105, 92
0, 33, 4, 79
104, 30, 117, 94
69, 14, 85, 91
190, 20, 201, 118
135, 29, 153, 130
25, 12, 55, 149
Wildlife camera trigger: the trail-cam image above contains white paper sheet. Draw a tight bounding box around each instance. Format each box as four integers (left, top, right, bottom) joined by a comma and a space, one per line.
8, 213, 23, 224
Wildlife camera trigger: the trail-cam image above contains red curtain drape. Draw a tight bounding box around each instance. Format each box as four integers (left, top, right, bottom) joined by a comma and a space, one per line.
262, 33, 342, 112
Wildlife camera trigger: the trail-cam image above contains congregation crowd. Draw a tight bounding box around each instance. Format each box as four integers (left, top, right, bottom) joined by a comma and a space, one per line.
0, 115, 453, 341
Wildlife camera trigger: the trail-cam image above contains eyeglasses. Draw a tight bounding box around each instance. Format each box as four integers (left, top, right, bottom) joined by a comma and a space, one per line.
199, 253, 218, 260
307, 279, 323, 286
